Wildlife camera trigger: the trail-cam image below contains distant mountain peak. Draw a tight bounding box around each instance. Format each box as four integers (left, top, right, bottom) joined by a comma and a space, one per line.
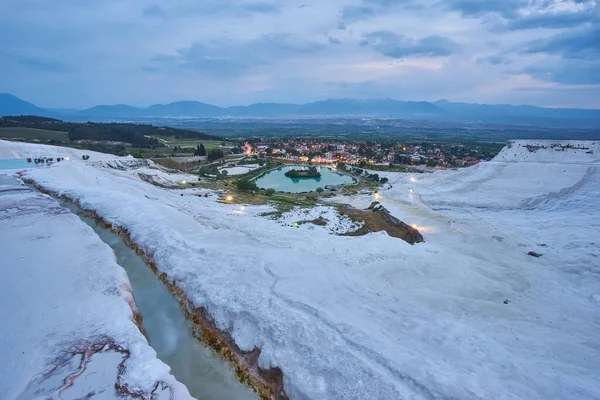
0, 93, 48, 117
1, 93, 599, 127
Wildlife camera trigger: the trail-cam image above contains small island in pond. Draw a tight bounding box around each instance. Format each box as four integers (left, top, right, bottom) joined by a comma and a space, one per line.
285, 166, 322, 179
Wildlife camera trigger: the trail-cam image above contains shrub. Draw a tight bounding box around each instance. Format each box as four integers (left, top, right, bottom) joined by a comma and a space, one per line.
316, 187, 324, 193
199, 166, 221, 178
82, 154, 90, 160
236, 179, 258, 192
265, 188, 275, 196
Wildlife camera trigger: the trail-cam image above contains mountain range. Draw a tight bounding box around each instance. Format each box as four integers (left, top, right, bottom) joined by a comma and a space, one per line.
2, 93, 600, 128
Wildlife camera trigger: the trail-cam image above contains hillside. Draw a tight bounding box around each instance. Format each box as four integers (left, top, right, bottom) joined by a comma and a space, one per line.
2, 93, 600, 128
0, 139, 121, 160
0, 93, 49, 117
493, 140, 599, 163
0, 115, 219, 156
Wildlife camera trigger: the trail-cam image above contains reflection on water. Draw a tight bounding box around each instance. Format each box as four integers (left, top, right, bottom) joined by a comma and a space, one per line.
65, 203, 257, 400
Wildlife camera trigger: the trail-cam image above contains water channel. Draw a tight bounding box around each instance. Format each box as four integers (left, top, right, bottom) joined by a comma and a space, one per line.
62, 202, 257, 400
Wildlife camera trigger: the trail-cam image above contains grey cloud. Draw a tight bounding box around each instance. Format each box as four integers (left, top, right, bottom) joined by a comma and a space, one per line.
18, 56, 76, 73
241, 1, 281, 13
142, 4, 165, 17
361, 30, 460, 58
507, 10, 596, 30
142, 1, 281, 18
522, 25, 600, 60
441, 0, 527, 18
341, 5, 376, 22
340, 0, 414, 23
149, 34, 326, 76
476, 55, 510, 65
504, 1, 598, 31
524, 60, 600, 84
517, 18, 600, 85
328, 36, 342, 45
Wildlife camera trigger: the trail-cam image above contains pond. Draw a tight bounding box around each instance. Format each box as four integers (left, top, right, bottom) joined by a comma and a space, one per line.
0, 158, 33, 170
255, 165, 355, 193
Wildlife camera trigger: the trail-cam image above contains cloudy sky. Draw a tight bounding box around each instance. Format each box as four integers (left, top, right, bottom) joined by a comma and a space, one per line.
0, 0, 598, 108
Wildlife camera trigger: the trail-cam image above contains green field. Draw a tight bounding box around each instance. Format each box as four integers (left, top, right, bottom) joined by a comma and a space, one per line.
0, 127, 69, 141
154, 137, 229, 150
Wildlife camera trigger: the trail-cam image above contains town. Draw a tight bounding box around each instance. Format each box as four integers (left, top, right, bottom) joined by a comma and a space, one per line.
239, 138, 502, 170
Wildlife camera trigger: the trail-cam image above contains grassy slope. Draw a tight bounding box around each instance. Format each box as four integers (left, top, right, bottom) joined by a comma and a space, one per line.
0, 127, 69, 141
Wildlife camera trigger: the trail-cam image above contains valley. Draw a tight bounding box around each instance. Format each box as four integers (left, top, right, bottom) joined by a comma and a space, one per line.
1, 138, 598, 399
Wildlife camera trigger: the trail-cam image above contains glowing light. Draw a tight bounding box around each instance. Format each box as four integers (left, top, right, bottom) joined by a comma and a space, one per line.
412, 224, 417, 229
240, 206, 246, 211
181, 180, 187, 185
294, 222, 300, 227
64, 157, 70, 161
226, 195, 233, 201
375, 193, 381, 199
409, 189, 414, 193
410, 177, 416, 182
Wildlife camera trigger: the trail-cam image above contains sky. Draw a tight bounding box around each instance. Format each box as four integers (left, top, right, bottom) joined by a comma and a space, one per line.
0, 0, 598, 109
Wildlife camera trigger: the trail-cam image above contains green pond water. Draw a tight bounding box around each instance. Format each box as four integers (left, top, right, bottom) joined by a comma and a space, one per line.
0, 158, 32, 169
255, 165, 355, 193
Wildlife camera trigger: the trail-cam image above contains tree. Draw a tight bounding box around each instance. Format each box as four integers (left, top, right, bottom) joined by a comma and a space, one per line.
380, 177, 389, 184
199, 165, 220, 177
394, 154, 411, 165
266, 147, 273, 155
82, 155, 90, 160
265, 188, 275, 196
236, 179, 258, 192
221, 170, 228, 177
198, 143, 207, 156
207, 148, 223, 161
316, 187, 324, 193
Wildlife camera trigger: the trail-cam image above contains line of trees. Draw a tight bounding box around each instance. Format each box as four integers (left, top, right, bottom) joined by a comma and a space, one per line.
337, 161, 388, 184
207, 148, 224, 161
194, 144, 206, 156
